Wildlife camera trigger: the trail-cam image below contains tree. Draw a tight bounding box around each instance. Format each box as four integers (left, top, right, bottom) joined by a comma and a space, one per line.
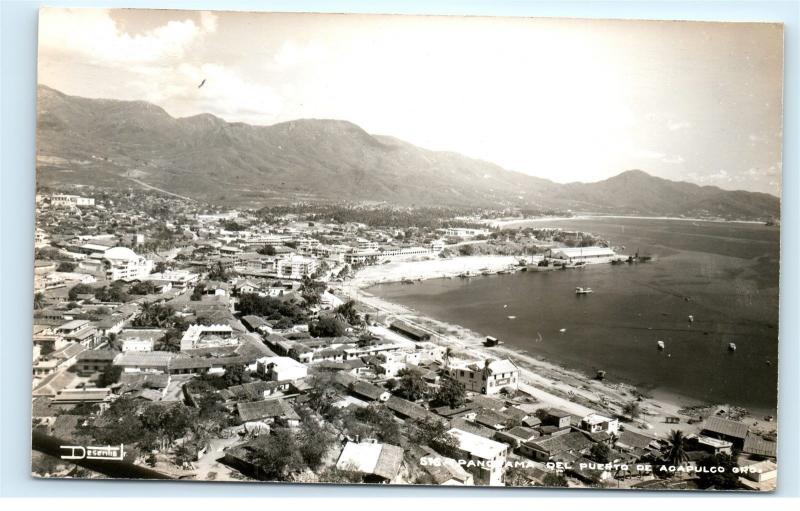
542, 472, 569, 487
207, 261, 229, 281
334, 299, 360, 326
590, 443, 611, 463
57, 261, 76, 272
222, 365, 251, 387
139, 403, 196, 451
396, 368, 428, 401
250, 428, 305, 481
696, 453, 740, 489
68, 283, 94, 301
257, 244, 276, 256
296, 419, 336, 470
190, 283, 205, 301
432, 376, 466, 408
410, 417, 460, 458
98, 365, 122, 387
665, 429, 688, 469
506, 465, 539, 487
458, 244, 476, 256
309, 317, 346, 338
33, 292, 45, 310
622, 401, 641, 420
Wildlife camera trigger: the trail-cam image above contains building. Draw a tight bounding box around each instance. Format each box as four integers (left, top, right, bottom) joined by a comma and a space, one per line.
73, 349, 119, 376
389, 321, 430, 342
336, 442, 404, 483
180, 324, 236, 351
276, 254, 317, 280
236, 399, 301, 428
546, 246, 616, 264
121, 338, 154, 352
114, 351, 174, 373
256, 356, 308, 382
142, 270, 199, 289
579, 413, 619, 435
446, 428, 508, 486
446, 359, 519, 395
51, 194, 95, 208
520, 430, 593, 462
444, 228, 489, 238
103, 247, 154, 281
700, 416, 749, 448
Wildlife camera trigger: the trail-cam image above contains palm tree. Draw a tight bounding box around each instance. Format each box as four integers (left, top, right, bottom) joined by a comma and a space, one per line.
33, 292, 45, 310
443, 347, 453, 370
665, 429, 689, 469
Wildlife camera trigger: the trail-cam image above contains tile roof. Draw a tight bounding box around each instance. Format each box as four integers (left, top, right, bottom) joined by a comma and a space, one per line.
237, 398, 299, 423
742, 433, 777, 458
702, 416, 749, 439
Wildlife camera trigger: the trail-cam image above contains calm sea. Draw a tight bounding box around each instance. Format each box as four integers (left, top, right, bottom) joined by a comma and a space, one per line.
369, 217, 780, 414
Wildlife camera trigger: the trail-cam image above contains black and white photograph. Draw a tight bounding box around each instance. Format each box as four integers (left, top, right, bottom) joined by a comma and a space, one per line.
30, 7, 783, 490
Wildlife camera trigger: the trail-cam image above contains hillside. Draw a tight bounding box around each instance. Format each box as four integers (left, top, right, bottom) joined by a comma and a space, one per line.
35, 85, 779, 220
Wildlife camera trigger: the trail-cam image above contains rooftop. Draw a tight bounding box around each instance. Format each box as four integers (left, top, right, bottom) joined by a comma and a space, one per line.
447, 428, 507, 459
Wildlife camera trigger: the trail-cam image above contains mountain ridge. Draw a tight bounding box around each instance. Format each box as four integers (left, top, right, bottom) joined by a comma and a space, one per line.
35, 85, 779, 220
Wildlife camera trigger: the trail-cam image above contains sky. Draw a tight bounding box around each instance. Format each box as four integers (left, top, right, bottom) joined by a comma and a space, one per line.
37, 8, 784, 195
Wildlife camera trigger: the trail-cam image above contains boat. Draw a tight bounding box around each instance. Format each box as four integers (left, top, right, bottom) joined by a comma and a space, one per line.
595, 370, 606, 380
728, 343, 737, 352
657, 340, 665, 350
575, 287, 593, 295
484, 336, 503, 347
559, 328, 567, 333
688, 315, 694, 323
507, 315, 517, 320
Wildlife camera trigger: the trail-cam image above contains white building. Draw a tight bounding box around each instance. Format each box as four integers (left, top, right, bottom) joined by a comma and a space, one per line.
180, 324, 236, 351
446, 359, 519, 395
103, 247, 153, 281
547, 246, 617, 264
277, 254, 317, 280
142, 270, 199, 289
447, 428, 508, 486
256, 356, 308, 382
444, 228, 489, 238
579, 413, 620, 435
51, 194, 95, 208
121, 338, 155, 352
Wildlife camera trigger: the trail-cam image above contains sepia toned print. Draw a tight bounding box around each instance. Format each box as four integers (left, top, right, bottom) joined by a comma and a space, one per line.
31, 8, 782, 489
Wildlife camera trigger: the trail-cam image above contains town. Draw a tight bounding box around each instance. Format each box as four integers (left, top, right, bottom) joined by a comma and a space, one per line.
31, 187, 777, 489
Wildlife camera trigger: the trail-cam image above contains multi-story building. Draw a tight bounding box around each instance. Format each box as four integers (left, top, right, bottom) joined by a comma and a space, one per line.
446, 359, 519, 395
446, 428, 508, 486
51, 194, 95, 208
277, 254, 317, 280
103, 247, 153, 281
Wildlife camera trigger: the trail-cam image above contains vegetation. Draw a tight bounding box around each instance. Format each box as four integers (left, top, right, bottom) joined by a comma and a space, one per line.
409, 417, 459, 458
622, 401, 641, 420
237, 293, 307, 325
309, 317, 346, 338
395, 368, 428, 401
590, 443, 611, 463
696, 453, 740, 489
664, 429, 688, 469
431, 377, 466, 408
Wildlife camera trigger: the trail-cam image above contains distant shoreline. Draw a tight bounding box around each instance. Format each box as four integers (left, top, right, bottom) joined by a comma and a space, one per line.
496, 214, 770, 228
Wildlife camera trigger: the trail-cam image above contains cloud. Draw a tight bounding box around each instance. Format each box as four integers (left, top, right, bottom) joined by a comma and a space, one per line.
661, 155, 685, 164
39, 8, 211, 65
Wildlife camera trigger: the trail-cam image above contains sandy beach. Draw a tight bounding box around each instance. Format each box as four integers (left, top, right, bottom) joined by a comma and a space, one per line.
343, 256, 778, 442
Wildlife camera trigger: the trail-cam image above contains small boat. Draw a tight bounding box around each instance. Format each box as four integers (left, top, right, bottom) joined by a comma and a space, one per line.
657, 340, 665, 350
575, 287, 593, 295
503, 304, 508, 308
688, 315, 694, 323
484, 336, 502, 347
559, 328, 567, 333
728, 343, 737, 352
507, 315, 517, 320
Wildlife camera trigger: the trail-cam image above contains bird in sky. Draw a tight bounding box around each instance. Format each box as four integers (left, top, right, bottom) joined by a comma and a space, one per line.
198, 79, 206, 89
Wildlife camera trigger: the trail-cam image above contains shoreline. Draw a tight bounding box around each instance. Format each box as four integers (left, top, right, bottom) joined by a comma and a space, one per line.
342, 257, 777, 440
493, 214, 770, 229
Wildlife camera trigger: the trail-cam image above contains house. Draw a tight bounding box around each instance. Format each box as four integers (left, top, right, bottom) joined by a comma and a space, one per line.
742, 433, 777, 459
542, 408, 572, 428
446, 359, 520, 396
447, 428, 508, 486
117, 328, 166, 351
236, 399, 301, 428
474, 409, 509, 430
256, 356, 308, 382
520, 430, 593, 462
336, 441, 404, 483
416, 445, 474, 485
52, 388, 111, 405
700, 416, 749, 448
102, 246, 153, 281
386, 395, 436, 422
73, 349, 119, 376
494, 426, 540, 449
615, 429, 657, 454
580, 413, 619, 435
113, 351, 174, 373
349, 381, 391, 403
389, 320, 430, 342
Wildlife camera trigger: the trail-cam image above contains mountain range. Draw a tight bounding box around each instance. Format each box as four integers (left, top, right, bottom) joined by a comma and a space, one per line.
35, 85, 779, 220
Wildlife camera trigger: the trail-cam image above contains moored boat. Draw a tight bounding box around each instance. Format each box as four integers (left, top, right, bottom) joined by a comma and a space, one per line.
575, 287, 593, 295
